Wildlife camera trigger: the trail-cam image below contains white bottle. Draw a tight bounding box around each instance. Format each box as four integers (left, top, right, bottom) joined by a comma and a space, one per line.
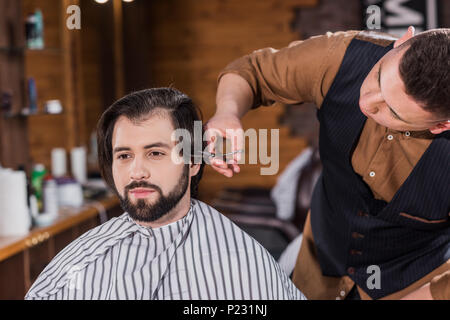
43, 178, 59, 216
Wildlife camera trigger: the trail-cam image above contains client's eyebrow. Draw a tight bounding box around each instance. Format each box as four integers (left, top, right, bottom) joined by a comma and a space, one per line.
113, 142, 171, 154
377, 62, 412, 124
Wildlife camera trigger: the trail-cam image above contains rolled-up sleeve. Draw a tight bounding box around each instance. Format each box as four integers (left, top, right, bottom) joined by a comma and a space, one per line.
218, 30, 359, 109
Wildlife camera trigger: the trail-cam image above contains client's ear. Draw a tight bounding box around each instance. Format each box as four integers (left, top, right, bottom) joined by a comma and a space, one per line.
189, 163, 201, 177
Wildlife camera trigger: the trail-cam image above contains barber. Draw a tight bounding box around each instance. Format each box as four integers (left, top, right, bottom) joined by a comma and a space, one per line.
205, 27, 450, 300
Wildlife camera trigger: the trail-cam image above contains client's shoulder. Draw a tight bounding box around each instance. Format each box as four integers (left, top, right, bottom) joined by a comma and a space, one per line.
191, 199, 272, 257
25, 213, 132, 299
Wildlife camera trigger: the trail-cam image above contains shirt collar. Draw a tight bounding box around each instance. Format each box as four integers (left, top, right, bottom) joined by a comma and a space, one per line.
124, 200, 196, 240
386, 127, 434, 139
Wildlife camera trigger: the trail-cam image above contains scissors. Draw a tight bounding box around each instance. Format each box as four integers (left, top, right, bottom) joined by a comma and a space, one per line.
199, 149, 244, 160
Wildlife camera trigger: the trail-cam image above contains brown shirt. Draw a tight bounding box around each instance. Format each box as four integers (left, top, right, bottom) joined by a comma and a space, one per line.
218, 30, 450, 300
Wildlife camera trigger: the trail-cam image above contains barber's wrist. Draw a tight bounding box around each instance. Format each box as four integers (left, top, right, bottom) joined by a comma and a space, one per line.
215, 102, 246, 120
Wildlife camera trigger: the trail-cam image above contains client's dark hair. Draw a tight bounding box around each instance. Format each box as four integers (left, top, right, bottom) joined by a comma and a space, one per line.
398, 29, 450, 119
96, 87, 205, 198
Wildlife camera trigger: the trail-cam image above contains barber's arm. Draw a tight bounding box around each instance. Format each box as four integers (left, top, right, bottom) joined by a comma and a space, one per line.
215, 32, 342, 111
401, 270, 450, 300
206, 31, 356, 177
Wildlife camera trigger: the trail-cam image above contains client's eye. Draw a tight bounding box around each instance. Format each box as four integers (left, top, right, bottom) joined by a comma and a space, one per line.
117, 154, 130, 160
149, 151, 165, 157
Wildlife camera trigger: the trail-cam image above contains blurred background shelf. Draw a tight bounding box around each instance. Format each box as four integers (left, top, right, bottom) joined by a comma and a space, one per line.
2, 111, 64, 119
0, 47, 61, 53
0, 0, 85, 175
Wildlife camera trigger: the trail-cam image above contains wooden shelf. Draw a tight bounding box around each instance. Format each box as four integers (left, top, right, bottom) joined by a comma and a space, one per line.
0, 47, 62, 55
25, 47, 63, 55
0, 194, 120, 263
2, 111, 64, 119
22, 0, 86, 170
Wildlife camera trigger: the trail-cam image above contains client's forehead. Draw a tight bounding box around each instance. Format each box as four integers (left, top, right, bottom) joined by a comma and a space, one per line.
112, 113, 176, 150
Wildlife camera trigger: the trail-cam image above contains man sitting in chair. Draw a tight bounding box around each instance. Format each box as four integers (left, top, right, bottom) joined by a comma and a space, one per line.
25, 88, 305, 300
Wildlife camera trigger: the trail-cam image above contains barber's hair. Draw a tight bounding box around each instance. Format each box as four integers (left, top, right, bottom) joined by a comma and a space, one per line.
398, 28, 450, 119
96, 87, 205, 198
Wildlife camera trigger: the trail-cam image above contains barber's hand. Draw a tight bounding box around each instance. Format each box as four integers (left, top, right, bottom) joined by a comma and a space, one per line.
204, 113, 244, 178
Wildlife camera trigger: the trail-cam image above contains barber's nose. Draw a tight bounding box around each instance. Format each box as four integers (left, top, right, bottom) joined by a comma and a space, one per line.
130, 158, 150, 180
360, 92, 382, 115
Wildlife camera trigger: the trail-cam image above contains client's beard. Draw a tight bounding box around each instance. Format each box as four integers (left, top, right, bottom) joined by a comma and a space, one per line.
118, 166, 190, 223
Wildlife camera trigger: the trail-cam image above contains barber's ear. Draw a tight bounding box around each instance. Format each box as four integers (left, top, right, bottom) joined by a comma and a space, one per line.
429, 121, 450, 135
189, 163, 201, 177
394, 26, 415, 48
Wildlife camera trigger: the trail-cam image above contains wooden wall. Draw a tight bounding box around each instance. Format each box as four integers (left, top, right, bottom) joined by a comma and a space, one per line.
121, 0, 317, 202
